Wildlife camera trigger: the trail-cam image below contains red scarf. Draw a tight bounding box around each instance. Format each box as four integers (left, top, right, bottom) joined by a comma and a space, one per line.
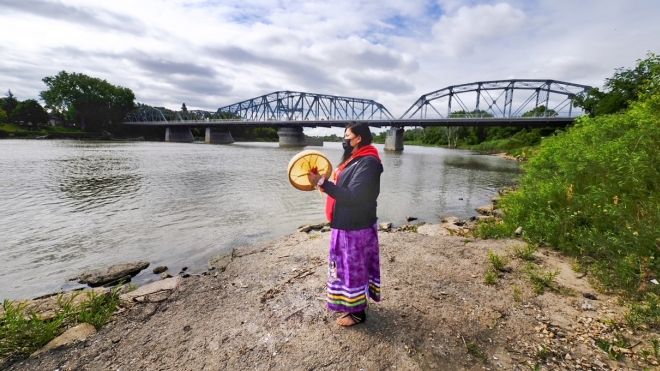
324, 145, 381, 222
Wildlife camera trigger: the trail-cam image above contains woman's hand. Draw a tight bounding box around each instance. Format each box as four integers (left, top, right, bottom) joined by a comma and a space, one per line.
307, 172, 322, 187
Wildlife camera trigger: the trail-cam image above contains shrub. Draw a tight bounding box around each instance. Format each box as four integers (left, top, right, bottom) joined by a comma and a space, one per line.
500, 93, 659, 294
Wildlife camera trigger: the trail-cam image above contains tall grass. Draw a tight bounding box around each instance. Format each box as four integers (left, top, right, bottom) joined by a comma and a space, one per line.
499, 94, 659, 294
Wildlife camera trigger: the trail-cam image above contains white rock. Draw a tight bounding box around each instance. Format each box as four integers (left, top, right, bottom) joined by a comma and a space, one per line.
32, 323, 96, 356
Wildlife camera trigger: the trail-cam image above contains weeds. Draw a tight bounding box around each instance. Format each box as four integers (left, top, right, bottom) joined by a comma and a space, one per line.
484, 270, 498, 285
595, 336, 630, 360
0, 288, 121, 361
524, 264, 559, 294
465, 341, 487, 363
487, 251, 508, 272
625, 292, 659, 330
512, 244, 537, 261
512, 285, 523, 302
474, 219, 512, 239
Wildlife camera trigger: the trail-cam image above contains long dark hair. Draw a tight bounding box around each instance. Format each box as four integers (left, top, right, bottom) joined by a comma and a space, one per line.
340, 122, 373, 164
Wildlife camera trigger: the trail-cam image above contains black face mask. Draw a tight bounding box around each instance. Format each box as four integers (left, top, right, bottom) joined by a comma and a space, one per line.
342, 138, 352, 151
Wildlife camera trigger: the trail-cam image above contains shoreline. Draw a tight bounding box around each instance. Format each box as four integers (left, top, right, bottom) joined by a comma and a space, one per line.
4, 222, 658, 370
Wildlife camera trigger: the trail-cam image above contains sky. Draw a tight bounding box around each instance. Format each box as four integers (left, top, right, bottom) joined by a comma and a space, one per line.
1, 0, 658, 130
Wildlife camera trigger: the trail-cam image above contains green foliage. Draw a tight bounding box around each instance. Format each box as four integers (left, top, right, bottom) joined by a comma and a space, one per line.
474, 219, 513, 239
626, 293, 659, 330
512, 244, 537, 261
484, 270, 498, 285
500, 90, 660, 293
0, 107, 7, 123
524, 264, 559, 294
595, 336, 630, 360
0, 300, 63, 360
0, 289, 121, 361
40, 71, 135, 131
465, 341, 487, 363
10, 99, 48, 126
574, 52, 660, 116
0, 90, 18, 117
488, 251, 508, 272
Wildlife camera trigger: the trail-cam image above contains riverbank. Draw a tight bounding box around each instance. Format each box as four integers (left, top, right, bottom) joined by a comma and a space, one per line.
5, 225, 658, 370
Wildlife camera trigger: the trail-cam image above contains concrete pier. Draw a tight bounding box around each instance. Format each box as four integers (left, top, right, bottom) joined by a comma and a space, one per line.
165, 127, 194, 143
205, 127, 234, 144
277, 127, 306, 147
384, 127, 404, 151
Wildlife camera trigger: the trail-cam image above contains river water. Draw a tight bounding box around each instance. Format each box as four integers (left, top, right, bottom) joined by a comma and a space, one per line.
0, 140, 519, 300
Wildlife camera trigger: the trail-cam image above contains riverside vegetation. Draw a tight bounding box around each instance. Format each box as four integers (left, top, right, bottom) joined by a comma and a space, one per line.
476, 53, 659, 327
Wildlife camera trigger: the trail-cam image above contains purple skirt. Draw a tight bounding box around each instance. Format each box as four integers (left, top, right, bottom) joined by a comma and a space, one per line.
326, 223, 381, 313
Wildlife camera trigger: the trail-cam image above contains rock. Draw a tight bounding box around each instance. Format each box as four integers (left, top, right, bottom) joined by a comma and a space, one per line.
181, 273, 190, 278
32, 323, 96, 356
299, 225, 313, 233
160, 273, 173, 279
180, 266, 188, 272
581, 301, 595, 311
208, 249, 234, 272
76, 261, 150, 287
492, 209, 504, 218
475, 204, 493, 215
119, 276, 182, 304
378, 222, 392, 232
406, 216, 418, 222
582, 292, 597, 300
514, 226, 523, 236
152, 266, 168, 274
320, 226, 331, 232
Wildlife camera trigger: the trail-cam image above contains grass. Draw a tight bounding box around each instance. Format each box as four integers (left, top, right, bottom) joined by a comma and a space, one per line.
487, 251, 508, 272
625, 293, 659, 330
595, 336, 630, 360
493, 93, 659, 296
511, 244, 537, 261
474, 219, 513, 239
0, 288, 121, 361
524, 263, 559, 294
483, 270, 498, 285
465, 341, 487, 363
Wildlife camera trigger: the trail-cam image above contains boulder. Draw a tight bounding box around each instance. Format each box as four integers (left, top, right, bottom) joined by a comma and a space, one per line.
76, 262, 150, 287
119, 276, 182, 305
514, 226, 523, 236
32, 323, 96, 356
475, 204, 493, 215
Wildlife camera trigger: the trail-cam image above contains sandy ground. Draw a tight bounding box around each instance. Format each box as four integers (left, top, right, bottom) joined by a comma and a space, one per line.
7, 228, 658, 370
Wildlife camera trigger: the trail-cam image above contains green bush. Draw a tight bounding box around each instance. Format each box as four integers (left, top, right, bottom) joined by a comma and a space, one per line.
500, 93, 659, 294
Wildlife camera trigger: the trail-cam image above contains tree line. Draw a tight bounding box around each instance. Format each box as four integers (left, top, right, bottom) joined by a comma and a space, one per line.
1, 71, 136, 133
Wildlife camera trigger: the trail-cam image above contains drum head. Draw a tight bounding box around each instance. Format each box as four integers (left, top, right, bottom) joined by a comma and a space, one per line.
287, 150, 333, 191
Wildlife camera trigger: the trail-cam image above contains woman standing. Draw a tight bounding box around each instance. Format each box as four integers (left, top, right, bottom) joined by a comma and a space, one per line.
308, 122, 383, 327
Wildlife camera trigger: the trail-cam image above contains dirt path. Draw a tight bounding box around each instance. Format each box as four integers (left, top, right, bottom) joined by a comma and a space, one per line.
8, 228, 658, 370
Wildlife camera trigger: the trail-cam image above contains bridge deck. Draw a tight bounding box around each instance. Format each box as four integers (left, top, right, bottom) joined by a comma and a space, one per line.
123, 117, 576, 128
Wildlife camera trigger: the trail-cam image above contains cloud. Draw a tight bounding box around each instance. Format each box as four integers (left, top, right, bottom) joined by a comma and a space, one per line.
133, 57, 217, 78
431, 2, 526, 56
0, 0, 145, 35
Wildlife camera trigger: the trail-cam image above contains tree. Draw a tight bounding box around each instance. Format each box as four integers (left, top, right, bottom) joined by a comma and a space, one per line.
0, 107, 7, 123
40, 71, 135, 131
10, 99, 48, 126
574, 52, 660, 116
522, 105, 557, 118
0, 90, 18, 118
181, 103, 187, 112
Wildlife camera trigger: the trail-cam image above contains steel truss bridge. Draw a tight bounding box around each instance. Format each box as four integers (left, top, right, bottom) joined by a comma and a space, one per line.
123, 80, 592, 128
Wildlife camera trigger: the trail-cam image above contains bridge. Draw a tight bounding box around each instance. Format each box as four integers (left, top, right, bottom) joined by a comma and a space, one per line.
123, 79, 591, 151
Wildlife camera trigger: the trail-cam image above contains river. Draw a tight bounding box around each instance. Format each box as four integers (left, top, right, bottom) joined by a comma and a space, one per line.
0, 139, 520, 300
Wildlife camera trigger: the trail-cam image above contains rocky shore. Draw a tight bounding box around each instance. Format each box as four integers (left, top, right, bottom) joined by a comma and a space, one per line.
4, 219, 658, 370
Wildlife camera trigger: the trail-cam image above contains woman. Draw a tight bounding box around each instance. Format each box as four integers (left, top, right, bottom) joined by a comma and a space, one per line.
308, 122, 383, 327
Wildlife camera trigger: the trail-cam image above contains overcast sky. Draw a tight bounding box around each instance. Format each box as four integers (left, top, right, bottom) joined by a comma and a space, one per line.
1, 0, 658, 121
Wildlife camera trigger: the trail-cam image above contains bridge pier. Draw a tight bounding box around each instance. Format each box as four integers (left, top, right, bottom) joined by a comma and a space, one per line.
384, 127, 404, 151
277, 127, 307, 147
205, 127, 234, 144
165, 127, 194, 143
